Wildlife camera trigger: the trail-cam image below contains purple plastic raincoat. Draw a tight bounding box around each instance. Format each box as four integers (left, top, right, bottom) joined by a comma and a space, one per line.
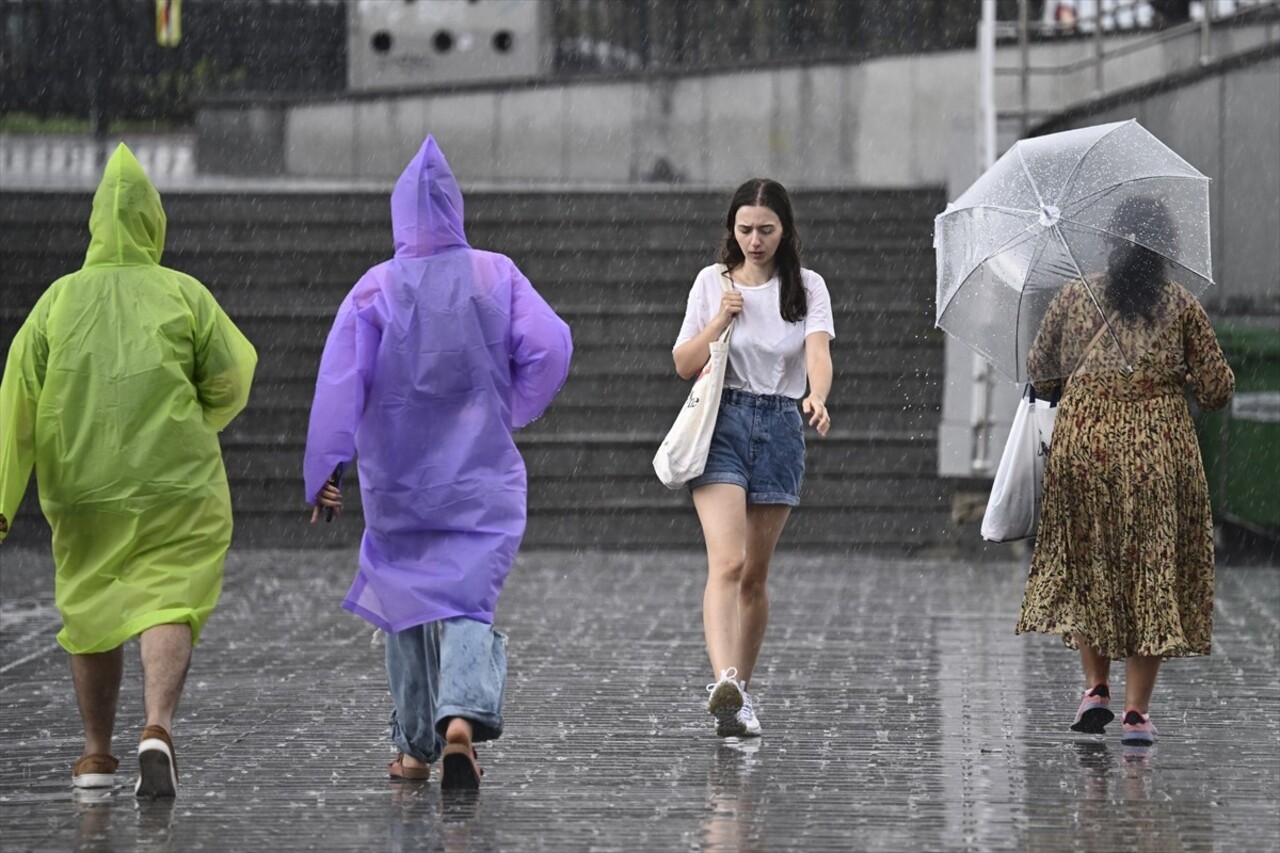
303, 136, 572, 632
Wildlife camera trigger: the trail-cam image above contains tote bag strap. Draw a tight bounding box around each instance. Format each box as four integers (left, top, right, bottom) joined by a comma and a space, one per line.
713, 263, 736, 347
1069, 320, 1111, 383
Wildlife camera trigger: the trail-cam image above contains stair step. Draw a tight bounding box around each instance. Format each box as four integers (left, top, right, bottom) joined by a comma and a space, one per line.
3, 217, 933, 251
229, 372, 943, 417
223, 504, 955, 551
225, 354, 944, 390
0, 248, 939, 294
222, 432, 938, 482
218, 403, 941, 441
228, 473, 946, 508
220, 315, 944, 361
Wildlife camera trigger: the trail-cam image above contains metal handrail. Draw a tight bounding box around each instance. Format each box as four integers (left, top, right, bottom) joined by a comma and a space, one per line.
994, 19, 1205, 74
1000, 0, 1279, 132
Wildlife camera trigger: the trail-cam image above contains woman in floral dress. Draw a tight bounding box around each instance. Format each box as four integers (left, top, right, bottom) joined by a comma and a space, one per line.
1016, 197, 1234, 746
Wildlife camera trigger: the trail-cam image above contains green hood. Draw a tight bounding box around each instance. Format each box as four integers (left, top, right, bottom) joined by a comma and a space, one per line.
84, 143, 167, 267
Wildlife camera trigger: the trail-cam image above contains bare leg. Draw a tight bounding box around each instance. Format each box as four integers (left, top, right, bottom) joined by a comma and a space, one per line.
1124, 655, 1161, 713
401, 720, 475, 771
70, 647, 124, 757
439, 716, 482, 789
445, 717, 473, 746
1076, 633, 1112, 690
139, 623, 192, 734
692, 484, 749, 677
736, 505, 791, 686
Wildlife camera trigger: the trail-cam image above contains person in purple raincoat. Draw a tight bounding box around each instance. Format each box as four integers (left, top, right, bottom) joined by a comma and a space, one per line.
303, 135, 572, 789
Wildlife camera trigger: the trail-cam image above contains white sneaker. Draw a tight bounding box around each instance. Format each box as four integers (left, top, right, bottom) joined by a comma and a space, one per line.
135, 727, 177, 799
738, 689, 762, 737
706, 667, 746, 737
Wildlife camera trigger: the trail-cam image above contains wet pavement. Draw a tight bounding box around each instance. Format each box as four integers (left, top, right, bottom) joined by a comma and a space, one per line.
1, 546, 1277, 852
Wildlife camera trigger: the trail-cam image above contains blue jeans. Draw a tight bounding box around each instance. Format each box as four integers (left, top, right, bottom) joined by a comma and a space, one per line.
385, 617, 508, 763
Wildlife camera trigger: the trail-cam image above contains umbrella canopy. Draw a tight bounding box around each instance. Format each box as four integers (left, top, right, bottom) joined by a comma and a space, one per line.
934, 119, 1212, 383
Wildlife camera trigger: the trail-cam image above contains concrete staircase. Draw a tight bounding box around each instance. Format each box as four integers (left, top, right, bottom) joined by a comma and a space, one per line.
0, 187, 954, 552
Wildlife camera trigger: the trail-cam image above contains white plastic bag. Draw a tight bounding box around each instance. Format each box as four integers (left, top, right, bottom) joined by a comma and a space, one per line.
653, 325, 733, 490
981, 387, 1058, 542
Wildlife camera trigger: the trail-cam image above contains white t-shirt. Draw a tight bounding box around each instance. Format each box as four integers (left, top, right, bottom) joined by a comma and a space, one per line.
674, 264, 835, 399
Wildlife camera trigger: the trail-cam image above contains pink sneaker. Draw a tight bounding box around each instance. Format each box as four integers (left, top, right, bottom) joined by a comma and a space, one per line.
1070, 684, 1114, 734
1121, 710, 1158, 746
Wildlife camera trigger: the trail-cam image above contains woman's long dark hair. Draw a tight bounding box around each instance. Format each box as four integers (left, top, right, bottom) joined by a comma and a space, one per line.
1105, 196, 1175, 325
719, 178, 807, 323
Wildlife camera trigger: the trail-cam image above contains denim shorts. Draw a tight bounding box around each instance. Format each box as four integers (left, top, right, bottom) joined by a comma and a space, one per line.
688, 388, 806, 506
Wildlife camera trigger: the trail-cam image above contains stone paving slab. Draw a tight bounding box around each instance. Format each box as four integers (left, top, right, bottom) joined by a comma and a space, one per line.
1, 547, 1277, 852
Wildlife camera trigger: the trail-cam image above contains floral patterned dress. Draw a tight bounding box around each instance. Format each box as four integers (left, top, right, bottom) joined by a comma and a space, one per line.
1015, 280, 1234, 659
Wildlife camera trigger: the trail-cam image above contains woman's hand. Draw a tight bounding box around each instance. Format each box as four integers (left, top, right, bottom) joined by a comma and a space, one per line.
803, 396, 830, 437
309, 483, 343, 524
715, 290, 744, 329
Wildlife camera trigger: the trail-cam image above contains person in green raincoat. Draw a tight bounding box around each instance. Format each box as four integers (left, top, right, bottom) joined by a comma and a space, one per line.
0, 144, 256, 798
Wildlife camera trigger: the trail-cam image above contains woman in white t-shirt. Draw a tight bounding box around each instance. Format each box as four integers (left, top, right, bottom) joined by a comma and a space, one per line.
672, 178, 835, 738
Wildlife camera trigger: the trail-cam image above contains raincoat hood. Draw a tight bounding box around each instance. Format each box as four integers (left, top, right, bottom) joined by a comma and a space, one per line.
85, 143, 167, 267
391, 134, 468, 258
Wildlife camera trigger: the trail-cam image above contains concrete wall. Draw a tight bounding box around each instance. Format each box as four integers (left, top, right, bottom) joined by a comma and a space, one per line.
201, 46, 1006, 187
199, 18, 1277, 188
254, 51, 979, 189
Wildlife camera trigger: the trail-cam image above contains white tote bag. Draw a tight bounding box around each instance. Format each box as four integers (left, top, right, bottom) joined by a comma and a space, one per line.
981, 387, 1058, 543
653, 273, 734, 490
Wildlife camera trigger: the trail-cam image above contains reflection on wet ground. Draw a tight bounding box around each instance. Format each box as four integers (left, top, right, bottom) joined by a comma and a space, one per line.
2, 549, 1276, 851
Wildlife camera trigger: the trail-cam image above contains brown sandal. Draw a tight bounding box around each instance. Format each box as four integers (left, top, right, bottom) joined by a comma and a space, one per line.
440, 743, 482, 790
388, 752, 430, 781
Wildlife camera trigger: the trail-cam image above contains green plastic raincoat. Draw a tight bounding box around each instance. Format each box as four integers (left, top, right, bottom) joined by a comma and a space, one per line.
0, 144, 257, 654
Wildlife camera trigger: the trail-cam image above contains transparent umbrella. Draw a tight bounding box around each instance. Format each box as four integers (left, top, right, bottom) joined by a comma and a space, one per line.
934, 119, 1212, 383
